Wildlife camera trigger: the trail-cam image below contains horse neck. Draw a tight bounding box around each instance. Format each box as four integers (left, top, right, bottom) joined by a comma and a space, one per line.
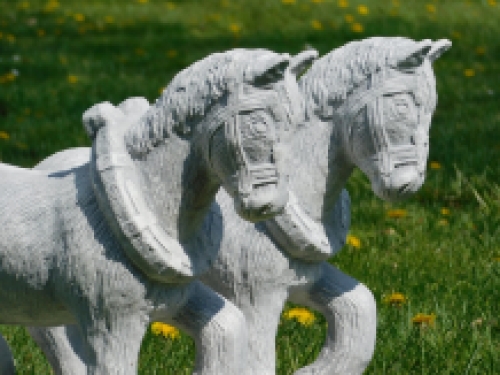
136, 137, 219, 243
286, 116, 351, 222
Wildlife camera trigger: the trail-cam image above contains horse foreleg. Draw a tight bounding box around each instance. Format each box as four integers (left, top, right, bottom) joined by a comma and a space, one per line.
78, 313, 148, 375
0, 333, 15, 375
289, 262, 376, 375
28, 325, 86, 375
170, 280, 247, 375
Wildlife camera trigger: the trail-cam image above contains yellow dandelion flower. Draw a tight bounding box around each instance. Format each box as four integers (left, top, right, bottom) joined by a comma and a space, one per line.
464, 69, 475, 77
357, 5, 369, 15
475, 46, 486, 55
389, 8, 398, 16
346, 234, 361, 249
73, 13, 85, 22
412, 313, 436, 327
429, 161, 441, 170
19, 2, 30, 9
67, 75, 79, 84
16, 142, 27, 150
167, 49, 178, 58
6, 34, 16, 43
37, 29, 46, 37
283, 307, 316, 326
392, 0, 400, 6
383, 292, 407, 306
137, 0, 148, 3
438, 219, 449, 226
441, 208, 450, 216
311, 0, 324, 3
351, 22, 363, 33
229, 23, 241, 34
44, 0, 59, 12
425, 4, 436, 13
344, 14, 354, 23
1, 71, 17, 84
0, 131, 10, 140
311, 20, 323, 30
488, 0, 496, 6
104, 16, 114, 23
282, 0, 296, 4
166, 2, 176, 10
338, 0, 349, 8
493, 257, 500, 262
387, 209, 407, 219
151, 322, 180, 339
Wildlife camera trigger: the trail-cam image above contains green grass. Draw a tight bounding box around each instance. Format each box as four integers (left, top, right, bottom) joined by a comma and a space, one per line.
1, 0, 499, 373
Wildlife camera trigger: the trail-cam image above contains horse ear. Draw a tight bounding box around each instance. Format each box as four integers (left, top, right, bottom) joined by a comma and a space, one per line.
428, 39, 452, 63
289, 49, 319, 78
246, 54, 291, 86
394, 40, 433, 69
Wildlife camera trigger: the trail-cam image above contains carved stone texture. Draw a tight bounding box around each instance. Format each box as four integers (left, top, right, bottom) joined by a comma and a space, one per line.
15, 38, 450, 375
0, 48, 303, 375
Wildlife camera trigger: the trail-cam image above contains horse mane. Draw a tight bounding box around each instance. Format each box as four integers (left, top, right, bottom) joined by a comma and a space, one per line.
300, 37, 437, 120
125, 49, 281, 157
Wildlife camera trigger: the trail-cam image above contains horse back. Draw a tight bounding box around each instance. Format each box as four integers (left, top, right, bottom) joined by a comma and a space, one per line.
0, 162, 64, 255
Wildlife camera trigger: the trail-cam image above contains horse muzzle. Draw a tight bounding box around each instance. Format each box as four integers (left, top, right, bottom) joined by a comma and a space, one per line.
373, 163, 425, 202
234, 176, 289, 222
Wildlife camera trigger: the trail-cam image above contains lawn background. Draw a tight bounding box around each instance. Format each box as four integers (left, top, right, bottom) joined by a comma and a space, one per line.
0, 0, 499, 374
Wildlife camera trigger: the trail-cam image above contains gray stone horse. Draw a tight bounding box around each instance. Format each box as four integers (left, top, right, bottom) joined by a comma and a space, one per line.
10, 37, 451, 374
0, 49, 303, 375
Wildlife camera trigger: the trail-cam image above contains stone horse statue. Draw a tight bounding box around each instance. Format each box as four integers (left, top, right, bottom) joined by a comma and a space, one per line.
10, 37, 451, 374
0, 49, 305, 374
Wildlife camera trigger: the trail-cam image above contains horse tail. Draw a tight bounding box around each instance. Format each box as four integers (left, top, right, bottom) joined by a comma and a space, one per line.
82, 97, 150, 140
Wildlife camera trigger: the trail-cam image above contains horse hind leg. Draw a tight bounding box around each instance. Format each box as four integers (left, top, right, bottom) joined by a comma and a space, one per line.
28, 325, 86, 375
0, 333, 15, 375
289, 262, 376, 375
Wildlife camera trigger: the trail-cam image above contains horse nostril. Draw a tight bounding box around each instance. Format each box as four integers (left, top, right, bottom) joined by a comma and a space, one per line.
259, 204, 272, 216
398, 183, 410, 194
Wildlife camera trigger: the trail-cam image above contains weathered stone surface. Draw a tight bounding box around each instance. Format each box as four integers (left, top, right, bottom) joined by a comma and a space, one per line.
3, 38, 451, 374
0, 48, 301, 375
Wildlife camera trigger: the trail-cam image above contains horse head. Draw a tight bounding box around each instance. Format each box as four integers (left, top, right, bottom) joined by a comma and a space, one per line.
345, 39, 451, 201
303, 37, 451, 202
203, 53, 296, 222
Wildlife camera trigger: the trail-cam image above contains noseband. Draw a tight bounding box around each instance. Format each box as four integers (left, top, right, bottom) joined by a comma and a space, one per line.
201, 87, 286, 196
336, 68, 429, 185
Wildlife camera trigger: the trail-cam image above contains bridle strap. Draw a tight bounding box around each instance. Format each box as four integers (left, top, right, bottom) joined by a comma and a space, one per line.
335, 69, 426, 182
200, 87, 285, 194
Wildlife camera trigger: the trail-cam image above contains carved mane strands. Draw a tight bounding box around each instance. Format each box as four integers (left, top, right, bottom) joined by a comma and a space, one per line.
125, 49, 286, 157
300, 37, 438, 120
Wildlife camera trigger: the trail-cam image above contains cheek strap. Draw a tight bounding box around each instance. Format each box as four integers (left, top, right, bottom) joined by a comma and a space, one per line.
336, 69, 428, 184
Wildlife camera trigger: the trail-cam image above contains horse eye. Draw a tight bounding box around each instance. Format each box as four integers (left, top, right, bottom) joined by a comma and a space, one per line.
396, 101, 409, 114
248, 113, 270, 134
251, 121, 268, 134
